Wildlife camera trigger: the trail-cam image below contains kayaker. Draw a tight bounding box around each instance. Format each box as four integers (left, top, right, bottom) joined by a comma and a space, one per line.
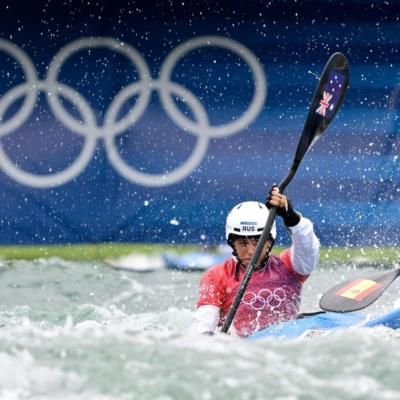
192, 187, 320, 337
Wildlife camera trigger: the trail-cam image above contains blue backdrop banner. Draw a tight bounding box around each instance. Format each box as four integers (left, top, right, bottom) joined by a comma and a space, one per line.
0, 0, 399, 246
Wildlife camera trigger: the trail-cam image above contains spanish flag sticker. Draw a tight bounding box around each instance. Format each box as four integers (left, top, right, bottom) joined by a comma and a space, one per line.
335, 279, 382, 301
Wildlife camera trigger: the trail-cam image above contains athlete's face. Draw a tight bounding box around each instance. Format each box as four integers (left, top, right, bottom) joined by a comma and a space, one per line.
233, 236, 271, 267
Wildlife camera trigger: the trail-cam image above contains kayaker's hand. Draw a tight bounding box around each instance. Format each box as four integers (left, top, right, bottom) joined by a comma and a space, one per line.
266, 186, 300, 227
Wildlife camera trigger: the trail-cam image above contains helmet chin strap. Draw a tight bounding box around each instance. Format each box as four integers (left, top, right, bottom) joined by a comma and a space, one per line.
228, 236, 275, 281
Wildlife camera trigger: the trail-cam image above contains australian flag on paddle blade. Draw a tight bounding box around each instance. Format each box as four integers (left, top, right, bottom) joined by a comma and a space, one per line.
316, 70, 345, 119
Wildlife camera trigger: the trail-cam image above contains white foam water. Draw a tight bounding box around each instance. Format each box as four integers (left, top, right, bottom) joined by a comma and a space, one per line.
0, 259, 399, 399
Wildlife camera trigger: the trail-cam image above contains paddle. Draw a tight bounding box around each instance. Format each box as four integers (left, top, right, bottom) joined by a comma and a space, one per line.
221, 52, 350, 333
319, 268, 400, 312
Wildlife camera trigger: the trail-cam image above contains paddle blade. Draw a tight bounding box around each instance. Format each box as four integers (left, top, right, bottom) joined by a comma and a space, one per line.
320, 269, 400, 313
294, 52, 350, 165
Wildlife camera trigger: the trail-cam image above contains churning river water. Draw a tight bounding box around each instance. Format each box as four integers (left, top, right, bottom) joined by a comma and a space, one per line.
0, 258, 399, 400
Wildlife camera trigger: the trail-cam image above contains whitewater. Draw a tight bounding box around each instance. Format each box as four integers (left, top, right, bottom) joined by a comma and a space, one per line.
0, 258, 399, 400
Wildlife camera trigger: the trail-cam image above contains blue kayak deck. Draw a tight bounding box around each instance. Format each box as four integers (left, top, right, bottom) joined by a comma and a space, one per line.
248, 307, 400, 340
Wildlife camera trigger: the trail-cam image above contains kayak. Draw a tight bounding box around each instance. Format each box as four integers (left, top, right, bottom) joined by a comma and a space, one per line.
105, 253, 165, 272
162, 246, 231, 271
247, 307, 400, 340
162, 252, 226, 271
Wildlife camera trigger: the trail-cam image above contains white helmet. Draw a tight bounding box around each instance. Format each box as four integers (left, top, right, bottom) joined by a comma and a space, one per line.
225, 201, 277, 241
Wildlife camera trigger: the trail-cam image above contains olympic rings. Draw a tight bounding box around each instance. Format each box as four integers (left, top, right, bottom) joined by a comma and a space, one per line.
242, 288, 287, 311
0, 81, 97, 187
104, 81, 210, 186
0, 35, 267, 188
159, 35, 267, 138
46, 37, 152, 139
0, 40, 38, 136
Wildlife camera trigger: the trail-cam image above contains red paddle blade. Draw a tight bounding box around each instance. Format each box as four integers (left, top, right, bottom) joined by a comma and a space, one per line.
319, 269, 400, 313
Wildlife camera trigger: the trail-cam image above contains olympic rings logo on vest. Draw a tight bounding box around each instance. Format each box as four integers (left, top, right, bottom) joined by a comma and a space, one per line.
0, 36, 267, 188
242, 288, 287, 311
